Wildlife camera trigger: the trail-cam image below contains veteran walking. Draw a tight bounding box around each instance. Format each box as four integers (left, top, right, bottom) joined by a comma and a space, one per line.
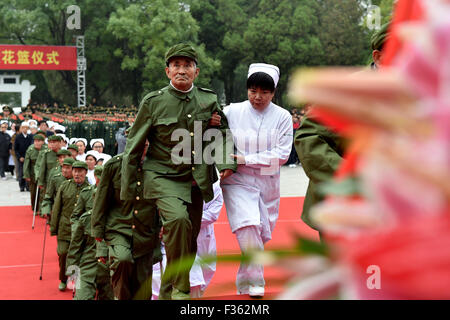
121, 43, 236, 300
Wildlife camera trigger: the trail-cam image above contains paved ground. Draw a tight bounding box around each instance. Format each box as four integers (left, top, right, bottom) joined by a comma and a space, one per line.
0, 165, 309, 207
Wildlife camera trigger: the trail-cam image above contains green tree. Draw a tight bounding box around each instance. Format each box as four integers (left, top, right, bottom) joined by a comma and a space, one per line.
0, 0, 131, 106
241, 0, 323, 105
107, 0, 220, 104
188, 0, 261, 104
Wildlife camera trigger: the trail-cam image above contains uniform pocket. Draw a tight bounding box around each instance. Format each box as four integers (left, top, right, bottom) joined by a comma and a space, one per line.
154, 117, 179, 146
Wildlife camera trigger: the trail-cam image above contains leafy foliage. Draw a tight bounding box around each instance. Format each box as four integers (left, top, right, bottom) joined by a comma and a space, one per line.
0, 0, 392, 106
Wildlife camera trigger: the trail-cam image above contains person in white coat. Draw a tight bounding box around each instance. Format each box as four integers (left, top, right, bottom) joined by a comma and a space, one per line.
85, 150, 99, 185
221, 63, 293, 297
152, 180, 223, 299
74, 138, 87, 161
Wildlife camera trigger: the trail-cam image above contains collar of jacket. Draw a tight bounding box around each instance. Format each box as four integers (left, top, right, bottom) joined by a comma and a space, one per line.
168, 83, 195, 101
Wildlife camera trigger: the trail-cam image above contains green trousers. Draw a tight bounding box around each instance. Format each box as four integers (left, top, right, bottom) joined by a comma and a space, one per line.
108, 244, 154, 300
74, 262, 114, 300
57, 239, 70, 283
158, 186, 204, 298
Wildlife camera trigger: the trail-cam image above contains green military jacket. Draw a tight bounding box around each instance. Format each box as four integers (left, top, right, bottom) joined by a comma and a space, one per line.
50, 178, 90, 241
72, 184, 95, 224
23, 145, 41, 181
41, 169, 66, 216
33, 144, 48, 179
121, 85, 236, 204
37, 148, 59, 187
92, 154, 161, 258
294, 116, 347, 230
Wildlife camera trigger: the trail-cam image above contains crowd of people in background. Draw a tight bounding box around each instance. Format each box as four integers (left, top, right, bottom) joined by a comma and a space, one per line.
0, 104, 134, 191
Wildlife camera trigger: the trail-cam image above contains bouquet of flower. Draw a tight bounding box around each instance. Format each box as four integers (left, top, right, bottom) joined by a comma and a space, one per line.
285, 0, 450, 299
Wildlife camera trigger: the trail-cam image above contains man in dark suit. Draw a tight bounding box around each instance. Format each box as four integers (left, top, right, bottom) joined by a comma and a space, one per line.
14, 122, 33, 191
0, 121, 12, 180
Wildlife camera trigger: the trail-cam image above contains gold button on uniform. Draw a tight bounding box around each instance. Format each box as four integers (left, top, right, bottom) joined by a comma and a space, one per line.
132, 225, 136, 229
192, 167, 195, 171
137, 181, 141, 186
136, 196, 140, 200
134, 210, 138, 215
187, 114, 192, 118
190, 132, 194, 137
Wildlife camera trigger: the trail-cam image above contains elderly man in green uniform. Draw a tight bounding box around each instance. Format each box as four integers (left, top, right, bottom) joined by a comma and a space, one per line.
294, 23, 390, 235
121, 43, 236, 299
66, 165, 114, 300
33, 131, 49, 212
92, 146, 161, 300
37, 134, 62, 190
50, 161, 90, 291
23, 134, 45, 212
41, 153, 74, 218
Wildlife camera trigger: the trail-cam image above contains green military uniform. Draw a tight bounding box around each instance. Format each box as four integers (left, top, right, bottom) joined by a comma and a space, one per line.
92, 154, 161, 300
40, 157, 75, 217
23, 135, 45, 212
66, 167, 114, 300
37, 135, 62, 188
121, 44, 236, 298
50, 162, 90, 286
294, 116, 346, 230
102, 120, 118, 155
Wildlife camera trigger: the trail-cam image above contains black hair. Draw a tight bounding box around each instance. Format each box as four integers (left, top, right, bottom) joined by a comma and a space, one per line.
246, 72, 275, 92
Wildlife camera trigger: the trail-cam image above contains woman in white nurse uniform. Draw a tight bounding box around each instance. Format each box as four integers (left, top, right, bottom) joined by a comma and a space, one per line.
221, 63, 293, 297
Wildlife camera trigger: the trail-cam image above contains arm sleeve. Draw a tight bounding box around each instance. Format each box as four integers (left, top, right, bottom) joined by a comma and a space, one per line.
13, 138, 20, 158
96, 240, 109, 258
40, 179, 55, 216
23, 149, 31, 179
50, 183, 64, 236
294, 116, 344, 185
211, 102, 237, 173
120, 98, 152, 200
37, 152, 46, 187
244, 113, 293, 168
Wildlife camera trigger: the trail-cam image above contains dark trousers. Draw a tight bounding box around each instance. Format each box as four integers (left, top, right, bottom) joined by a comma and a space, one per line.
17, 161, 28, 191
0, 155, 8, 177
158, 186, 204, 297
29, 179, 38, 212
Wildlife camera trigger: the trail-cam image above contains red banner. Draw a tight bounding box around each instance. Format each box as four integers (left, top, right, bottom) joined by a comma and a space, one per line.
0, 45, 77, 70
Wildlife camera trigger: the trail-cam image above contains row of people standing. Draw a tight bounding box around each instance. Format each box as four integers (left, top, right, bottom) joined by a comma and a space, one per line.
0, 118, 120, 194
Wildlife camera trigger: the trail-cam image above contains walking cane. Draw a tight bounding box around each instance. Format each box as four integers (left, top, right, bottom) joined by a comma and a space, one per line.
39, 215, 49, 280
32, 187, 40, 230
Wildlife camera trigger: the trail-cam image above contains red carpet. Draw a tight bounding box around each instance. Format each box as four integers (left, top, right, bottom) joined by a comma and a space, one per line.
0, 197, 318, 300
